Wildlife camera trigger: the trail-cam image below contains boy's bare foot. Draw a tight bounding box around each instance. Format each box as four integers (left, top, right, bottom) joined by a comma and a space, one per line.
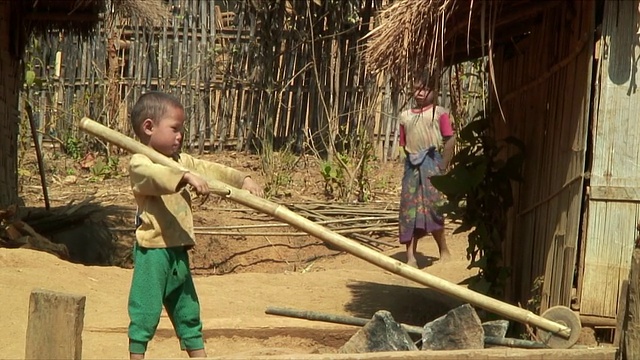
187, 348, 207, 358
130, 353, 144, 360
406, 258, 418, 268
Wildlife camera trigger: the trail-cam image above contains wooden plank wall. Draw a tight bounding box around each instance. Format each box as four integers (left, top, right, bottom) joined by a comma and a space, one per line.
24, 0, 452, 162
492, 1, 594, 312
580, 0, 640, 318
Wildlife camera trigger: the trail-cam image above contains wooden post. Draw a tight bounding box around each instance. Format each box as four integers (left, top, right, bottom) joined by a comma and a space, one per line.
624, 249, 640, 359
614, 280, 628, 352
25, 289, 86, 360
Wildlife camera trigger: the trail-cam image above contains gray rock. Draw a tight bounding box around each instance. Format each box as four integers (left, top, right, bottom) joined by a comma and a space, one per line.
482, 320, 510, 339
421, 303, 484, 350
339, 310, 418, 353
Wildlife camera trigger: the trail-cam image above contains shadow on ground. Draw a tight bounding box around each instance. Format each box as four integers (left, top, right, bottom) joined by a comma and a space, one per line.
10, 200, 134, 267
343, 280, 464, 328
388, 250, 438, 269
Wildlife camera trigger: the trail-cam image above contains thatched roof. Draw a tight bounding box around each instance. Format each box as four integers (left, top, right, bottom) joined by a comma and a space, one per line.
364, 0, 565, 84
23, 0, 170, 28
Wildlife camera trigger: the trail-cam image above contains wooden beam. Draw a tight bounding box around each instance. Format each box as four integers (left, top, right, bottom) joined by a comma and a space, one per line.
589, 186, 640, 202
580, 314, 617, 327
205, 348, 618, 360
24, 289, 86, 360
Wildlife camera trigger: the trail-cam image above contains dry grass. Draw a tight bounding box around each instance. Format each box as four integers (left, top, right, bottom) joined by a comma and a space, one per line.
364, 0, 460, 85
112, 0, 171, 26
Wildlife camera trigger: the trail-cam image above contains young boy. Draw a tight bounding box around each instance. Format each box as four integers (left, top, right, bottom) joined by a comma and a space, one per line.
127, 91, 263, 359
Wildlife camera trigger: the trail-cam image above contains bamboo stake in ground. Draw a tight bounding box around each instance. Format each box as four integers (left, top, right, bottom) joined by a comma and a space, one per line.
25, 101, 50, 210
78, 117, 576, 347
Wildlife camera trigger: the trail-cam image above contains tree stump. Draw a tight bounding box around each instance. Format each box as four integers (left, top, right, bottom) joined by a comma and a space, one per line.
24, 289, 86, 360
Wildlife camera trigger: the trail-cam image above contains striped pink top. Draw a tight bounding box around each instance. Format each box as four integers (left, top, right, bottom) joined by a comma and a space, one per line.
399, 105, 454, 154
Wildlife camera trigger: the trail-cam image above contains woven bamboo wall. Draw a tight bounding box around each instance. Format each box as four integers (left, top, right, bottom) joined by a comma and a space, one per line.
491, 1, 595, 313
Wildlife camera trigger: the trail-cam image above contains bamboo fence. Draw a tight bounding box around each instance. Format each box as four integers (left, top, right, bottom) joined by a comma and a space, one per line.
22, 0, 473, 162
25, 0, 476, 161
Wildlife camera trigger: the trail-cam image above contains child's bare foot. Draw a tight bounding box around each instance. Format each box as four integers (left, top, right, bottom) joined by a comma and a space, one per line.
439, 251, 452, 262
406, 258, 418, 268
187, 348, 206, 358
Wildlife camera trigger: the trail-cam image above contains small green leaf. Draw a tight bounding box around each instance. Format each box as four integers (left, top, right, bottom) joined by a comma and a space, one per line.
25, 70, 36, 87
431, 174, 467, 195
459, 118, 488, 141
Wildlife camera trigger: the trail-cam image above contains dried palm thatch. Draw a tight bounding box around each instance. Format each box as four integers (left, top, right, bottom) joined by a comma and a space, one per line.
364, 0, 457, 85
25, 0, 170, 27
109, 0, 171, 26
364, 0, 560, 87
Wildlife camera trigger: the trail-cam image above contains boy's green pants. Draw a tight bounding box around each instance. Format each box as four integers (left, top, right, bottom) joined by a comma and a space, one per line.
127, 244, 204, 354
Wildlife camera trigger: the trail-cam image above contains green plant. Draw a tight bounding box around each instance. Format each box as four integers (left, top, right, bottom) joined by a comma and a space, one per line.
320, 156, 347, 200
89, 156, 120, 182
63, 134, 83, 160
526, 276, 544, 314
431, 112, 525, 297
264, 150, 298, 198
317, 127, 375, 202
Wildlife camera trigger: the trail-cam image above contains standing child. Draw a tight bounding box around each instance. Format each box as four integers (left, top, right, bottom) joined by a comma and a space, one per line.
127, 91, 263, 359
398, 80, 455, 268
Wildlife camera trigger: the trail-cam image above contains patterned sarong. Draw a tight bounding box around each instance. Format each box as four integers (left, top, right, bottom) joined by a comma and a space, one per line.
398, 147, 445, 244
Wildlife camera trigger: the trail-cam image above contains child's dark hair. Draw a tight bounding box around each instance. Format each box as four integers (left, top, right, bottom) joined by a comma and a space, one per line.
130, 91, 183, 138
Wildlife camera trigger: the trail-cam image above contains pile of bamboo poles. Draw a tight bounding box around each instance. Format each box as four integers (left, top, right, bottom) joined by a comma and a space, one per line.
198, 201, 400, 251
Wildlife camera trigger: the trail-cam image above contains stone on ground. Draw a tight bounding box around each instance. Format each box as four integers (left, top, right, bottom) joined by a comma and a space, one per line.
339, 310, 418, 353
482, 319, 510, 338
422, 303, 484, 350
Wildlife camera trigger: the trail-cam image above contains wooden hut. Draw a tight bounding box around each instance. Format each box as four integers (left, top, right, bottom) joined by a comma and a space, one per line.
366, 0, 638, 326
0, 0, 168, 209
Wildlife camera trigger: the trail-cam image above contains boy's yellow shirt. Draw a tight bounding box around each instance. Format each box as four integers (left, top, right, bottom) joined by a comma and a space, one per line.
129, 152, 249, 248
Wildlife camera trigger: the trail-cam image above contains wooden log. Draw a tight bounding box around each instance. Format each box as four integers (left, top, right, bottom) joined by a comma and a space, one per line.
25, 289, 86, 360
578, 314, 616, 327
624, 249, 640, 359
78, 117, 573, 342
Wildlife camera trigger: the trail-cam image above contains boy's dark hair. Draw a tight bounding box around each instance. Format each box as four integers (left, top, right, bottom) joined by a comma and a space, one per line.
130, 91, 183, 138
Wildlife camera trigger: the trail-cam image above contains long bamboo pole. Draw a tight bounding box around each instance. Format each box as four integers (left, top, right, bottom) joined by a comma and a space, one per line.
78, 117, 572, 342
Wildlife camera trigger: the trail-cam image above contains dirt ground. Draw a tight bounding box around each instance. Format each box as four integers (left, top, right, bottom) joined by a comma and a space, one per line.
2, 149, 493, 358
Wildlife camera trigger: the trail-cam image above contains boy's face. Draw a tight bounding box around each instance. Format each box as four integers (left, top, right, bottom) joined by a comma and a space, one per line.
142, 105, 185, 156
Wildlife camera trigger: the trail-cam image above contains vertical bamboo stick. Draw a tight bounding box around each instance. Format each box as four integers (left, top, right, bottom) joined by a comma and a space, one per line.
198, 0, 209, 154
188, 3, 198, 152
209, 1, 219, 150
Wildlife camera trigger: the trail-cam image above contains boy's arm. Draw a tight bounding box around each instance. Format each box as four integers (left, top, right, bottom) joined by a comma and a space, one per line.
130, 154, 187, 196
180, 153, 251, 189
